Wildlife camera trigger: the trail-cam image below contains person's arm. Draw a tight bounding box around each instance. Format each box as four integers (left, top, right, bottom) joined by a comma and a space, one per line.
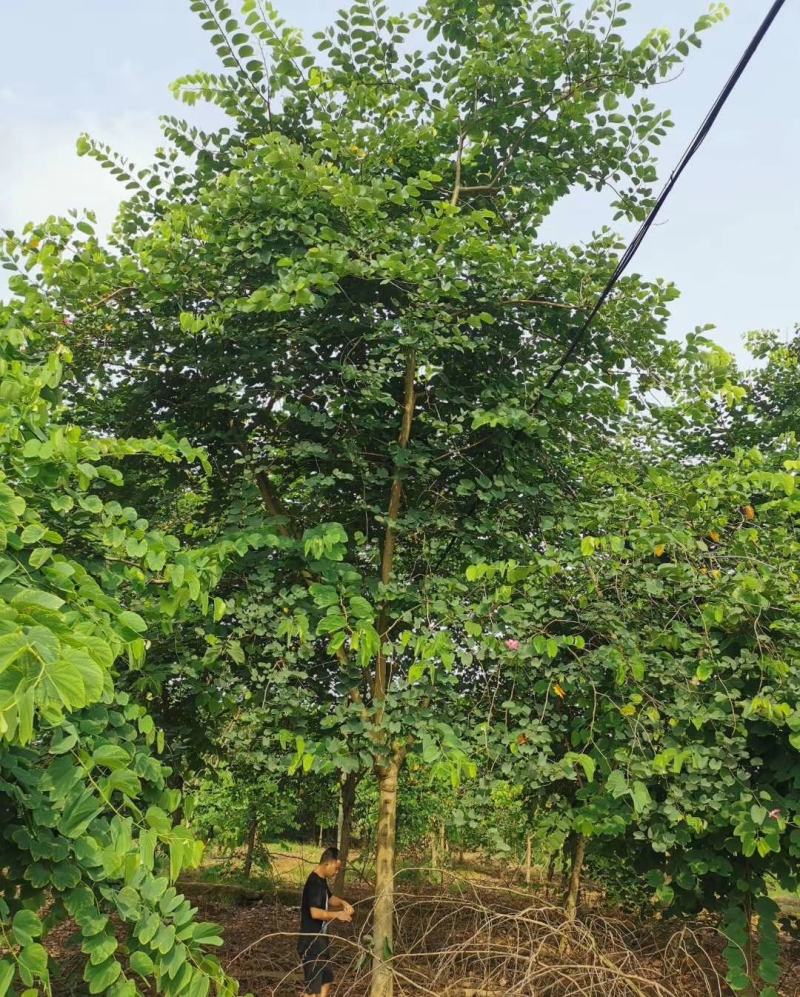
328, 896, 354, 915
309, 906, 351, 923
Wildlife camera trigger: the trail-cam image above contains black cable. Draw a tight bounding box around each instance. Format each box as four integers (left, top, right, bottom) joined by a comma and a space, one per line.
542, 0, 789, 393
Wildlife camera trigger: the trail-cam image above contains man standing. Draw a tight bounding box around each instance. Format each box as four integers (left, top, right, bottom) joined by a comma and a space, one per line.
298, 846, 354, 997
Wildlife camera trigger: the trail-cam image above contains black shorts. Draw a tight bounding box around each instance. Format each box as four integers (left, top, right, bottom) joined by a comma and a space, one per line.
299, 935, 334, 994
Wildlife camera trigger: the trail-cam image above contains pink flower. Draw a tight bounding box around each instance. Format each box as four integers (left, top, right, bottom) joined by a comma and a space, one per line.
505, 639, 520, 651
769, 808, 782, 819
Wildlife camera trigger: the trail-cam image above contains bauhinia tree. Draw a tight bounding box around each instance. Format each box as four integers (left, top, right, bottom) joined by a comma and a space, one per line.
1, 1, 729, 992
464, 437, 800, 994
0, 264, 281, 993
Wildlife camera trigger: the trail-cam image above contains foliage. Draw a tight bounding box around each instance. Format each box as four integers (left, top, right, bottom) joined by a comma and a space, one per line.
12, 0, 795, 993
0, 283, 267, 993
464, 446, 800, 992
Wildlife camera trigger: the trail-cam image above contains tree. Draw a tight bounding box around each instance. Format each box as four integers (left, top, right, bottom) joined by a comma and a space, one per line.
0, 267, 277, 994
465, 443, 800, 994
1, 2, 727, 993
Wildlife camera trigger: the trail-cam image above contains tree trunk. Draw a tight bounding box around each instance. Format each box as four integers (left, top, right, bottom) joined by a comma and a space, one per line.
243, 815, 258, 879
370, 760, 400, 997
564, 834, 586, 922
546, 851, 557, 897
334, 771, 358, 896
318, 822, 324, 849
560, 833, 573, 888
525, 833, 532, 886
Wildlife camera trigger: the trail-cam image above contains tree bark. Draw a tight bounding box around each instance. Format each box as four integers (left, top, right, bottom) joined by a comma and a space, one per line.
525, 833, 532, 886
369, 345, 417, 997
334, 771, 358, 896
243, 815, 258, 879
563, 833, 586, 922
546, 851, 557, 897
370, 759, 400, 997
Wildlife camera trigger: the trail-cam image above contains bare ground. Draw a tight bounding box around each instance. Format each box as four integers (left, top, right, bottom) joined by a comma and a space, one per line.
44, 856, 800, 995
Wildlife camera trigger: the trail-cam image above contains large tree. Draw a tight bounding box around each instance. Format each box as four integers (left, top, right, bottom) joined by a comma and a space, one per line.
0, 284, 276, 993
2, 2, 728, 992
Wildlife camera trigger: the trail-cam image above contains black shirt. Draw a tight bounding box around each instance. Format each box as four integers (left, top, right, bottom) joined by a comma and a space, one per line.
300, 871, 331, 940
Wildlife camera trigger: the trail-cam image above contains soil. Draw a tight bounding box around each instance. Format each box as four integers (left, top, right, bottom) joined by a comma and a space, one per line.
42, 860, 800, 996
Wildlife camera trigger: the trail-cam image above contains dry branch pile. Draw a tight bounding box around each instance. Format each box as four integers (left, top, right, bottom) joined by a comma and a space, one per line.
209, 874, 800, 996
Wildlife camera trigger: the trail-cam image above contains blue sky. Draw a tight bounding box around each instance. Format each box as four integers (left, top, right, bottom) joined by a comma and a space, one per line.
1, 1, 797, 363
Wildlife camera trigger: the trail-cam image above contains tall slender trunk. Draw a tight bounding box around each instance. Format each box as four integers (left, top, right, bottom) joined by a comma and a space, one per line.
525, 833, 532, 886
546, 851, 557, 897
560, 833, 573, 888
370, 760, 400, 997
369, 348, 416, 997
744, 894, 755, 994
564, 834, 586, 922
243, 815, 258, 879
318, 822, 324, 848
334, 771, 358, 896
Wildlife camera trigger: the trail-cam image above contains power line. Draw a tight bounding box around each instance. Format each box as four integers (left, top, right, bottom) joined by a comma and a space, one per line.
541, 0, 789, 393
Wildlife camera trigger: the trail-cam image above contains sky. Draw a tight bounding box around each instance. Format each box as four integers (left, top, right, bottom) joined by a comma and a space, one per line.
1, 0, 797, 364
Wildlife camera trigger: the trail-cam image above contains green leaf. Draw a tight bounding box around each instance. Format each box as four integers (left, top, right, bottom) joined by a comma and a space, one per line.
92, 744, 131, 770
606, 770, 628, 798
407, 661, 425, 685
12, 910, 43, 948
43, 658, 86, 710
118, 610, 147, 634
105, 768, 142, 798
84, 955, 121, 994
50, 728, 78, 755
191, 921, 224, 946
28, 546, 53, 569
316, 614, 346, 635
59, 787, 102, 838
0, 961, 14, 997
130, 951, 155, 978
349, 596, 373, 619
631, 781, 651, 814
309, 583, 339, 607
18, 944, 47, 979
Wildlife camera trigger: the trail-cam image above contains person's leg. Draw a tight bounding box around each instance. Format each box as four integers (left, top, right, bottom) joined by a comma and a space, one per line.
301, 941, 327, 996
319, 961, 335, 996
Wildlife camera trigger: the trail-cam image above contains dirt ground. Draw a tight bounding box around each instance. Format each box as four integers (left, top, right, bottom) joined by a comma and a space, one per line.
178, 871, 800, 997
44, 852, 800, 996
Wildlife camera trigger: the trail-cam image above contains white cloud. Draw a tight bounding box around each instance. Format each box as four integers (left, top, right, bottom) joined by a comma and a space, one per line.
0, 109, 163, 236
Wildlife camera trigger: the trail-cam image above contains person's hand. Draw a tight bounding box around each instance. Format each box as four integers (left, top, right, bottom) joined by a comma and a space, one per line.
337, 909, 353, 923
342, 902, 355, 916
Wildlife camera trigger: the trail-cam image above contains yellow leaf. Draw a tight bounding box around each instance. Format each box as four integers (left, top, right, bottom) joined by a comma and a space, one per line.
708, 530, 721, 543
743, 505, 756, 521
654, 544, 665, 557
553, 683, 566, 700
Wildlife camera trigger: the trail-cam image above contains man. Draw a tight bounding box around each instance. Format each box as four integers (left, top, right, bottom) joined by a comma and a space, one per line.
298, 846, 354, 997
